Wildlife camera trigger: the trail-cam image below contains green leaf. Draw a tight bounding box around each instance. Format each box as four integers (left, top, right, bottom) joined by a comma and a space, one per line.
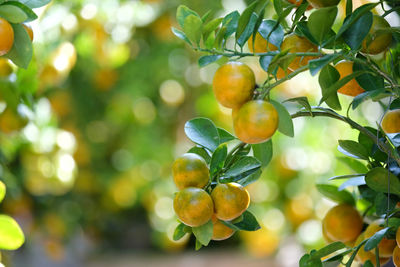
365, 167, 400, 196
364, 227, 390, 251
214, 26, 227, 49
220, 156, 261, 183
337, 158, 368, 174
217, 128, 235, 143
198, 55, 222, 67
236, 1, 259, 44
176, 5, 199, 28
329, 174, 365, 180
6, 23, 32, 68
210, 144, 227, 177
183, 14, 203, 46
259, 54, 277, 72
201, 10, 212, 22
195, 239, 202, 250
171, 27, 192, 45
17, 0, 50, 8
0, 215, 25, 250
0, 4, 27, 23
222, 11, 240, 38
318, 65, 341, 110
316, 184, 355, 205
308, 6, 338, 45
187, 146, 211, 164
252, 140, 272, 168
363, 260, 374, 267
0, 181, 5, 203
202, 17, 223, 38
270, 100, 294, 137
345, 0, 352, 16
222, 210, 260, 231
258, 20, 284, 48
237, 12, 258, 47
353, 58, 384, 92
295, 21, 318, 45
342, 11, 372, 50
352, 90, 387, 110
283, 96, 312, 115
184, 118, 220, 152
300, 254, 323, 267
374, 193, 396, 216
312, 242, 346, 259
173, 223, 191, 241
192, 220, 213, 246
338, 140, 369, 160
309, 54, 340, 76
3, 1, 38, 22
338, 176, 365, 191
237, 169, 262, 187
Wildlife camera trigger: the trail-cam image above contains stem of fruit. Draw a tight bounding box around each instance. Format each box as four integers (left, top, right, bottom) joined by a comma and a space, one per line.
291, 109, 400, 166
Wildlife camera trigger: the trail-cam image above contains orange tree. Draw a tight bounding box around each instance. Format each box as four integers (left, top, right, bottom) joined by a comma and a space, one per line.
171, 0, 400, 265
0, 0, 50, 260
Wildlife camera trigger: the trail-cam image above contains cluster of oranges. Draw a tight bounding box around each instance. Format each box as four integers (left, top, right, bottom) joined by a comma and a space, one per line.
0, 17, 33, 56
172, 153, 250, 241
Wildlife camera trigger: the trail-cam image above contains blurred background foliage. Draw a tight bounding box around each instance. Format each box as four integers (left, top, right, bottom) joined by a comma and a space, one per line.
0, 0, 397, 266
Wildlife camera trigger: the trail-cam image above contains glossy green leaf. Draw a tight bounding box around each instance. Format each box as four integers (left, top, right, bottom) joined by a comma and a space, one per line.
183, 14, 203, 46
338, 140, 369, 160
192, 220, 213, 246
365, 167, 400, 196
236, 0, 259, 44
6, 23, 33, 68
270, 100, 294, 137
374, 193, 396, 216
237, 169, 262, 187
0, 4, 27, 23
171, 27, 192, 45
210, 144, 227, 177
3, 1, 38, 22
184, 118, 220, 152
202, 17, 223, 38
17, 0, 50, 8
364, 227, 390, 251
318, 65, 341, 110
258, 19, 284, 48
173, 223, 191, 241
198, 55, 222, 67
195, 239, 202, 250
187, 146, 211, 164
0, 181, 5, 203
295, 21, 318, 45
342, 11, 372, 50
222, 11, 240, 38
176, 5, 199, 28
252, 140, 273, 168
222, 210, 260, 231
308, 6, 338, 44
220, 156, 261, 183
0, 215, 25, 250
237, 12, 258, 47
316, 184, 355, 205
352, 90, 387, 110
309, 54, 340, 76
353, 58, 385, 92
338, 176, 365, 191
259, 55, 275, 72
312, 242, 346, 259
217, 128, 235, 143
283, 96, 312, 115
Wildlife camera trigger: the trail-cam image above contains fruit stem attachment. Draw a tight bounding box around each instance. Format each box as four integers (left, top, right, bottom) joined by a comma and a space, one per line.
291, 108, 400, 166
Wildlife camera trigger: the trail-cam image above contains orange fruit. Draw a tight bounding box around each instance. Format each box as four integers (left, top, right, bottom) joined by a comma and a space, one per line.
394, 245, 400, 267
280, 34, 318, 71
212, 62, 255, 109
335, 61, 365, 97
355, 233, 390, 266
0, 106, 29, 134
211, 182, 250, 221
0, 58, 13, 77
322, 222, 334, 243
248, 32, 278, 53
173, 187, 213, 227
23, 24, 33, 41
211, 215, 235, 241
275, 67, 292, 79
233, 100, 279, 144
172, 153, 209, 190
364, 220, 397, 257
0, 18, 14, 56
307, 0, 340, 9
361, 15, 392, 55
322, 204, 363, 243
396, 227, 400, 247
287, 0, 313, 9
381, 109, 400, 134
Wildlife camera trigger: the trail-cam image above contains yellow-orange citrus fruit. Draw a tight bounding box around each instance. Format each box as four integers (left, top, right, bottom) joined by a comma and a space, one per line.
173, 187, 213, 227
361, 15, 392, 55
322, 222, 334, 243
212, 62, 255, 109
211, 182, 250, 221
23, 24, 33, 41
307, 0, 340, 9
394, 245, 400, 267
172, 153, 209, 190
248, 32, 278, 53
355, 233, 390, 266
335, 61, 365, 97
322, 204, 363, 243
287, 0, 313, 10
0, 58, 13, 77
0, 18, 14, 56
396, 227, 400, 247
233, 100, 279, 144
0, 107, 29, 134
280, 34, 318, 71
364, 220, 397, 257
211, 215, 235, 241
381, 109, 400, 134
275, 67, 292, 80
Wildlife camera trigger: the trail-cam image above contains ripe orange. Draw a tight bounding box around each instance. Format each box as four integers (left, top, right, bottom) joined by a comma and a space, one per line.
322, 204, 363, 243
364, 220, 396, 257
211, 215, 235, 241
396, 227, 400, 247
212, 62, 255, 109
233, 100, 279, 144
280, 34, 318, 71
275, 67, 292, 79
173, 187, 213, 227
0, 106, 29, 134
23, 24, 34, 41
0, 18, 14, 56
172, 153, 209, 190
355, 233, 390, 266
248, 32, 278, 53
335, 61, 365, 97
394, 245, 400, 267
381, 109, 400, 134
0, 58, 13, 77
307, 0, 340, 9
211, 182, 250, 221
361, 15, 392, 55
